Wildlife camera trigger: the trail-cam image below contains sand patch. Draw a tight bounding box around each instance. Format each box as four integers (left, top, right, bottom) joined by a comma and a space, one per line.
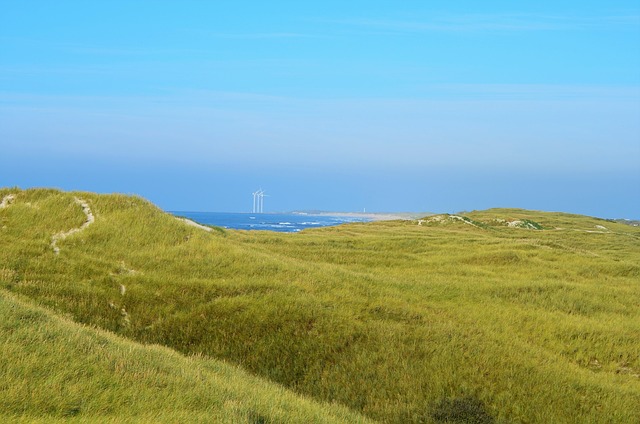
51, 197, 95, 255
0, 194, 15, 209
177, 217, 212, 232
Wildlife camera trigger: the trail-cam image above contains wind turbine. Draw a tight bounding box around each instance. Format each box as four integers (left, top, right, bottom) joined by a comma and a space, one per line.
259, 189, 269, 213
252, 189, 269, 213
252, 189, 262, 213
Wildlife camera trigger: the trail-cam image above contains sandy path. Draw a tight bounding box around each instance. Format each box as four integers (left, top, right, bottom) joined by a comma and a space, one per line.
51, 197, 95, 254
177, 217, 212, 232
423, 214, 482, 228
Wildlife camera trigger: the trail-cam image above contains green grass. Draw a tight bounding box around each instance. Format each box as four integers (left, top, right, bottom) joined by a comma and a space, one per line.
0, 291, 370, 423
1, 187, 639, 423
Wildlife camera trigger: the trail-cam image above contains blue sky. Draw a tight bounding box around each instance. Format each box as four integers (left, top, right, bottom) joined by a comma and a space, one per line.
1, 1, 639, 217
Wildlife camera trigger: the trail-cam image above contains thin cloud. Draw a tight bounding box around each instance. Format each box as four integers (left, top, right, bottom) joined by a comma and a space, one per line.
185, 30, 319, 39
329, 13, 640, 33
414, 83, 640, 101
216, 32, 315, 39
0, 36, 189, 58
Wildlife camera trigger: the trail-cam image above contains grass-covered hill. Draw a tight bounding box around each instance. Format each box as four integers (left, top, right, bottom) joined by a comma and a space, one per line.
0, 290, 371, 423
1, 188, 639, 423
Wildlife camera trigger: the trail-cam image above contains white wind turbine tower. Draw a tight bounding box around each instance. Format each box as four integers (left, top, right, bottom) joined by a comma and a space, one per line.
259, 190, 269, 213
252, 189, 263, 213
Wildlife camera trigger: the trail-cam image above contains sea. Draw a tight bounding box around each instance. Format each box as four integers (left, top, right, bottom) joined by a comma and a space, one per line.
171, 212, 371, 233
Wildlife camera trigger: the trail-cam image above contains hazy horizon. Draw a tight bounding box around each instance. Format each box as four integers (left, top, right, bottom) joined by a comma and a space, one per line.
2, 1, 639, 218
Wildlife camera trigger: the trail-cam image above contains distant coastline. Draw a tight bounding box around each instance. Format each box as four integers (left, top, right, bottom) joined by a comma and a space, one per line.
170, 211, 376, 232
292, 211, 429, 221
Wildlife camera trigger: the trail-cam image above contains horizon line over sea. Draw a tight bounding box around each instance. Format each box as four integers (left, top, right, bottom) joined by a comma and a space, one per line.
169, 211, 373, 232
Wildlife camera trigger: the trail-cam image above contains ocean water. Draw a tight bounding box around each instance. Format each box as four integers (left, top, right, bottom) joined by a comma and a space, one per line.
171, 212, 370, 233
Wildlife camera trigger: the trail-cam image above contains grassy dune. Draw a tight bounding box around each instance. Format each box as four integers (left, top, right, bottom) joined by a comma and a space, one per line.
0, 291, 370, 423
1, 188, 639, 423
